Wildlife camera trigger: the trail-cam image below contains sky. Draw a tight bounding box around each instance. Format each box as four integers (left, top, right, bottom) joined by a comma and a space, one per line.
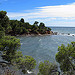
0, 0, 75, 27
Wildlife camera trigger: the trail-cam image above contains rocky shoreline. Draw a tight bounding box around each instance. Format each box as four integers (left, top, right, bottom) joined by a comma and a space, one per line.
12, 31, 58, 37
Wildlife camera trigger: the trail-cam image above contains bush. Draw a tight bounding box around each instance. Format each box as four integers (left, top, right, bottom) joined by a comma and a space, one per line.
38, 60, 59, 75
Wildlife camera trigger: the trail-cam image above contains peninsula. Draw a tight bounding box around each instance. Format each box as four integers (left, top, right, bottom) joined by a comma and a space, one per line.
0, 11, 53, 36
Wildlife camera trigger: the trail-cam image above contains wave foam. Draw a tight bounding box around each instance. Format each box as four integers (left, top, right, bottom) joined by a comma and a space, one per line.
57, 33, 75, 36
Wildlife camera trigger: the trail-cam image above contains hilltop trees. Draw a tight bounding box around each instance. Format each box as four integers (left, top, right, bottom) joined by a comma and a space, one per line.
39, 22, 45, 29
0, 11, 11, 33
56, 42, 75, 74
33, 21, 39, 26
9, 20, 52, 35
0, 10, 52, 36
9, 19, 51, 35
0, 11, 7, 18
20, 18, 24, 23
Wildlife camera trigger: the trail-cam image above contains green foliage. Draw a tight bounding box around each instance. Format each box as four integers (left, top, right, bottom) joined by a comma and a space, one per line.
0, 11, 10, 33
31, 25, 39, 34
38, 60, 58, 75
0, 30, 36, 74
20, 18, 24, 23
0, 10, 52, 36
0, 31, 5, 38
47, 27, 51, 31
24, 22, 32, 29
39, 29, 46, 34
10, 20, 21, 32
55, 42, 75, 72
0, 35, 20, 62
10, 20, 30, 35
33, 21, 39, 26
39, 22, 45, 29
15, 27, 29, 34
0, 11, 7, 18
23, 55, 36, 71
0, 25, 5, 31
11, 52, 36, 73
62, 71, 75, 75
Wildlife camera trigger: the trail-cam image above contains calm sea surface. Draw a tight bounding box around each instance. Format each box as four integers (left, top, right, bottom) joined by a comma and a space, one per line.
51, 27, 75, 34
18, 27, 75, 65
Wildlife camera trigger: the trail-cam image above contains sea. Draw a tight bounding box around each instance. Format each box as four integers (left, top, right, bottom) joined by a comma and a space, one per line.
17, 27, 75, 72
18, 27, 75, 61
0, 27, 75, 74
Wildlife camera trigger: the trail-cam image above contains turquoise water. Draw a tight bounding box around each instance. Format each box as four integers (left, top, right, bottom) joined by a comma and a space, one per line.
18, 27, 75, 65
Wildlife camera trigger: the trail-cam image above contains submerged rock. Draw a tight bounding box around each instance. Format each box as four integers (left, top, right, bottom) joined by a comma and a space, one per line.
68, 33, 70, 35
53, 32, 58, 35
72, 35, 74, 36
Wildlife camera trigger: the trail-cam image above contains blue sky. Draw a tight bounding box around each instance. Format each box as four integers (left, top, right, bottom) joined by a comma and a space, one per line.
0, 0, 75, 27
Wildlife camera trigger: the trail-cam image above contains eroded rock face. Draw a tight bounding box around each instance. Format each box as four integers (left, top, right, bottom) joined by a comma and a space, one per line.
50, 31, 54, 35
45, 31, 54, 35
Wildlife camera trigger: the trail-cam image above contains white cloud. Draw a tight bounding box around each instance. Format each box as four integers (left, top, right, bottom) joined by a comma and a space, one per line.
37, 3, 75, 17
7, 2, 75, 27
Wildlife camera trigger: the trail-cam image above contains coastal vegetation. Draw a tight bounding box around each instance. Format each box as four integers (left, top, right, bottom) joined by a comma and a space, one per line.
37, 42, 75, 75
0, 11, 52, 36
56, 42, 75, 75
38, 60, 59, 75
0, 10, 36, 74
0, 10, 75, 75
0, 31, 36, 74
